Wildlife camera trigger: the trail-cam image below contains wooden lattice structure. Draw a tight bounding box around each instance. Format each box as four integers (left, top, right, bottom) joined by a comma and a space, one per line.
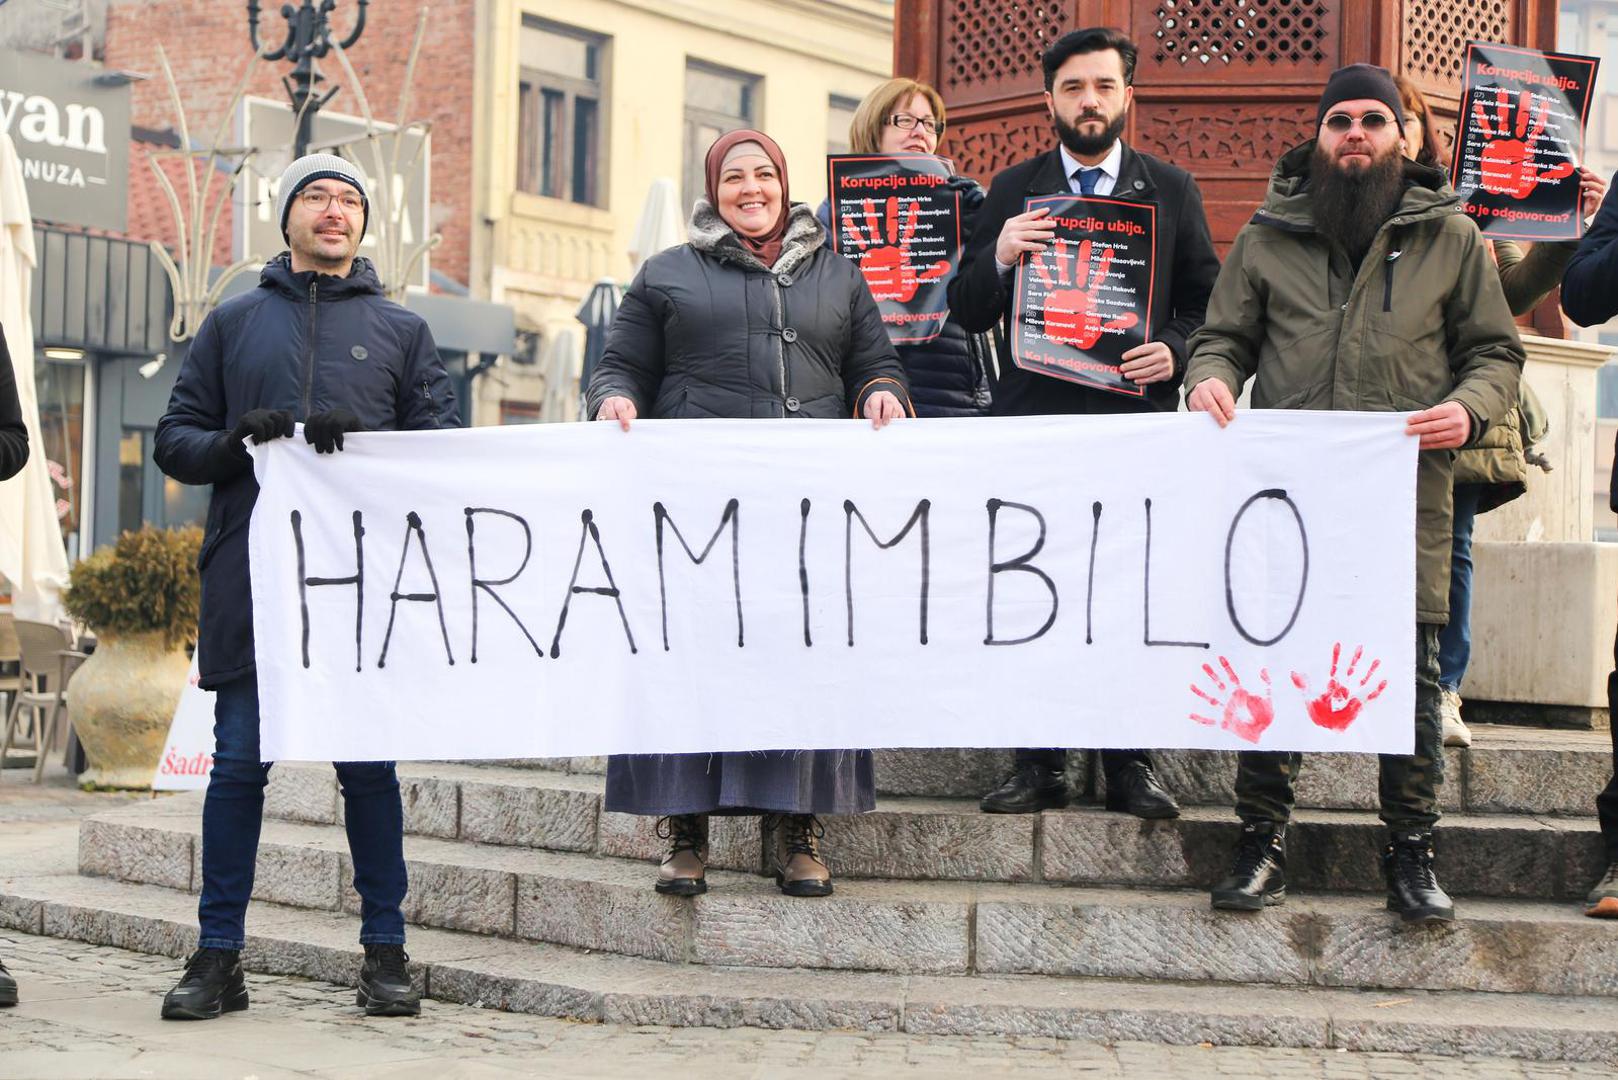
896, 0, 1558, 250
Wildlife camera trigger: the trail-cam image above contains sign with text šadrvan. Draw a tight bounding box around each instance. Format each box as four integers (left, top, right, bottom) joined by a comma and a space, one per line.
248, 413, 1417, 762
1452, 42, 1600, 241
1011, 195, 1155, 398
0, 49, 130, 230
828, 153, 959, 345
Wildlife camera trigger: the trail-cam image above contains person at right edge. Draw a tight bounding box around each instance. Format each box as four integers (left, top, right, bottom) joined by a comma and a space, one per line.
0, 324, 29, 1008
1186, 64, 1525, 925
153, 154, 458, 1019
949, 26, 1221, 819
1562, 168, 1618, 919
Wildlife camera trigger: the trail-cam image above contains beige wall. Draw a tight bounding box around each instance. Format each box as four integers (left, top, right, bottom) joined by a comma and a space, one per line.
471, 0, 892, 424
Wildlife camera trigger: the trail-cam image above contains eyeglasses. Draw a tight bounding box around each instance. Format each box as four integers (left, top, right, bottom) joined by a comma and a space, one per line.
1321, 111, 1397, 134
886, 113, 944, 135
298, 189, 365, 214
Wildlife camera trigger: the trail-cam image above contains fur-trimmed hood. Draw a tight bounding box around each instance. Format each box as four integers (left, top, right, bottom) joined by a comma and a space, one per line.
688, 199, 824, 275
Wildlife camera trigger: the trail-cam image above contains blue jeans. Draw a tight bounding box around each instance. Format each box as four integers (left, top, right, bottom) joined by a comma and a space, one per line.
196, 675, 408, 950
1437, 483, 1483, 693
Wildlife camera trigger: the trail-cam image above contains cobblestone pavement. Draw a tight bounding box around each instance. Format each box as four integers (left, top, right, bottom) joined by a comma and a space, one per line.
1, 930, 1614, 1080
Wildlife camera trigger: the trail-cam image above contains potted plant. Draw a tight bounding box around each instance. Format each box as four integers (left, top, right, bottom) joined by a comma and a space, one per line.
62, 525, 202, 789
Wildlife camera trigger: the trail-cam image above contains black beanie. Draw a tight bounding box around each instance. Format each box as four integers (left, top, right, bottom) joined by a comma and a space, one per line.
1316, 64, 1405, 129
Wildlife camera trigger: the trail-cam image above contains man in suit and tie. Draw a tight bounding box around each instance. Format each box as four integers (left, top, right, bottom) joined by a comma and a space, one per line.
950, 25, 1221, 819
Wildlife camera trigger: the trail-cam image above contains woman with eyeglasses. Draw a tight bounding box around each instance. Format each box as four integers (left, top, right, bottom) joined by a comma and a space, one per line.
817, 78, 993, 417
586, 129, 911, 901
1393, 76, 1607, 749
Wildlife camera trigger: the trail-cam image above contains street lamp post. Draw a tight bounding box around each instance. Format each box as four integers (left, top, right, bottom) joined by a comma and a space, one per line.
246, 0, 370, 158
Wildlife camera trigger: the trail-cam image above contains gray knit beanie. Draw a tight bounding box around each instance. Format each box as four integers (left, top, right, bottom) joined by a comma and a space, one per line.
275, 153, 369, 242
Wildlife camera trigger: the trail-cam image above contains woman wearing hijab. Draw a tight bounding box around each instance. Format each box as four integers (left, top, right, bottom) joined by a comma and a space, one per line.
817, 78, 991, 416
585, 129, 911, 899
1393, 77, 1607, 748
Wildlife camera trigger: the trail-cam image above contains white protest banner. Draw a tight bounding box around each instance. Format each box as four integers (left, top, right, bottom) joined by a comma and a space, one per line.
248, 414, 1416, 762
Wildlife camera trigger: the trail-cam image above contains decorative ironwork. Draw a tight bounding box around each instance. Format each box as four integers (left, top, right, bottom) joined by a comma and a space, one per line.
1145, 1, 1332, 70
942, 0, 1071, 94
1403, 0, 1512, 88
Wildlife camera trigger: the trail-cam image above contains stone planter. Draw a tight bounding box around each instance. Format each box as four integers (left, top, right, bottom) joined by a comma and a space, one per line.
69, 631, 191, 789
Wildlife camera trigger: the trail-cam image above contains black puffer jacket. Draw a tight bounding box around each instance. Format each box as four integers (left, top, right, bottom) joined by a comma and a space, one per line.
816, 188, 991, 417
0, 326, 26, 482
154, 255, 459, 689
585, 201, 909, 420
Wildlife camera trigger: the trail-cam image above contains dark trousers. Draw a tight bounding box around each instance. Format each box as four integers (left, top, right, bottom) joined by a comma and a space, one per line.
1599, 625, 1618, 864
1235, 624, 1443, 830
1015, 748, 1152, 779
196, 675, 408, 950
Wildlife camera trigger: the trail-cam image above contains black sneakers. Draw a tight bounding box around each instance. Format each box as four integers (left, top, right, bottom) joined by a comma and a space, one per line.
160, 948, 248, 1020
1383, 830, 1456, 924
1211, 822, 1288, 910
357, 943, 420, 1017
980, 762, 1070, 814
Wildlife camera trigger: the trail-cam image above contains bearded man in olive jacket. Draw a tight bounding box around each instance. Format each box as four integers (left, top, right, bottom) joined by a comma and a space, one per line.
1185, 64, 1524, 925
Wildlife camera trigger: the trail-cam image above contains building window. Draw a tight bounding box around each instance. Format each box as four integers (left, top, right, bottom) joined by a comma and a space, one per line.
517, 18, 607, 206
683, 60, 760, 215
827, 95, 861, 157
35, 354, 88, 561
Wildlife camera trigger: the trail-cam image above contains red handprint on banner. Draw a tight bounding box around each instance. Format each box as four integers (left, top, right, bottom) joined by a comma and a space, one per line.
1189, 657, 1274, 744
1032, 238, 1139, 350
1290, 643, 1387, 732
841, 197, 951, 303
1472, 88, 1576, 199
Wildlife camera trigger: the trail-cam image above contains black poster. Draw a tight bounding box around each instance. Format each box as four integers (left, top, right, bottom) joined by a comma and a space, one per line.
1010, 195, 1156, 398
828, 153, 960, 345
1452, 42, 1600, 241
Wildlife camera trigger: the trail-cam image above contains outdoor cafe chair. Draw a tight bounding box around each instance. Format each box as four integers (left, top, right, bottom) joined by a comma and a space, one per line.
0, 619, 85, 783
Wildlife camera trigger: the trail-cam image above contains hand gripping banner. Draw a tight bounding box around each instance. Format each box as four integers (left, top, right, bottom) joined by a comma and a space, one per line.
248, 414, 1417, 762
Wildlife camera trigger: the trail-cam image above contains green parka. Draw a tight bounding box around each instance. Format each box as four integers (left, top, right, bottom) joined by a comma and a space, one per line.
1185, 143, 1525, 625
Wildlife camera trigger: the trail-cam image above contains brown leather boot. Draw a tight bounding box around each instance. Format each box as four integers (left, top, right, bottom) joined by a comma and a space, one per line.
654, 814, 708, 896
769, 813, 832, 897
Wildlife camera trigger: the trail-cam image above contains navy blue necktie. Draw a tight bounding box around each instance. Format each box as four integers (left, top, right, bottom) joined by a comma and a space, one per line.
1076, 167, 1101, 195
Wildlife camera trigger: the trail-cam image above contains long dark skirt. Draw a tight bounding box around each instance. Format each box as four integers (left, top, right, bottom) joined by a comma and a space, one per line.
604, 751, 875, 816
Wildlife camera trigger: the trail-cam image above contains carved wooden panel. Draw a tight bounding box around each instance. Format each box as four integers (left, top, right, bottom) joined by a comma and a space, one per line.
940, 0, 1077, 104
1135, 101, 1316, 172
947, 113, 1055, 180
1403, 0, 1514, 93
1138, 1, 1336, 79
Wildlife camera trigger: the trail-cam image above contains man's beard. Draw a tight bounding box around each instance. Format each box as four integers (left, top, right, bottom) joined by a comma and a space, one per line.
1310, 144, 1406, 262
1052, 107, 1127, 158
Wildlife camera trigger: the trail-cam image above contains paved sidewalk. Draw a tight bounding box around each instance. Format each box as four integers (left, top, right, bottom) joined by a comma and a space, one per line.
4, 929, 1617, 1080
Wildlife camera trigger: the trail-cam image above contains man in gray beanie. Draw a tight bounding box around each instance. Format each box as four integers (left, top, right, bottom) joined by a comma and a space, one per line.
153, 153, 457, 1021
1184, 65, 1525, 926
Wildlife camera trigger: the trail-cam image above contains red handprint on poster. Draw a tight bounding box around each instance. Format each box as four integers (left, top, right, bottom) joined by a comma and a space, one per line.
1290, 643, 1387, 732
1189, 657, 1274, 744
842, 197, 951, 304
1032, 238, 1139, 350
1472, 88, 1576, 198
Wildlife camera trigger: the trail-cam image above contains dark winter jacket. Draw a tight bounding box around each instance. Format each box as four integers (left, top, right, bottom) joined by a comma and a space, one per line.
816, 185, 992, 417
154, 255, 459, 690
585, 201, 910, 421
1563, 179, 1618, 510
0, 326, 26, 482
948, 141, 1221, 416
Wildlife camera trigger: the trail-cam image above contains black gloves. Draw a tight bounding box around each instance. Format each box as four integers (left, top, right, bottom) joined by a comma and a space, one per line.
303, 408, 363, 454
230, 409, 294, 445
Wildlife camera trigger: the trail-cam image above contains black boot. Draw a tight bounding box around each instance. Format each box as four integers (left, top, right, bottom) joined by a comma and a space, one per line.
1383, 829, 1455, 925
0, 958, 15, 1006
1211, 822, 1287, 910
357, 943, 420, 1017
161, 948, 247, 1020
980, 761, 1070, 814
1103, 761, 1181, 819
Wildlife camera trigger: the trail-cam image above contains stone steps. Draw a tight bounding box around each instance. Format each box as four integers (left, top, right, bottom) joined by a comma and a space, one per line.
4, 871, 1618, 1062
501, 726, 1613, 811
75, 798, 1618, 996
258, 758, 1608, 901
